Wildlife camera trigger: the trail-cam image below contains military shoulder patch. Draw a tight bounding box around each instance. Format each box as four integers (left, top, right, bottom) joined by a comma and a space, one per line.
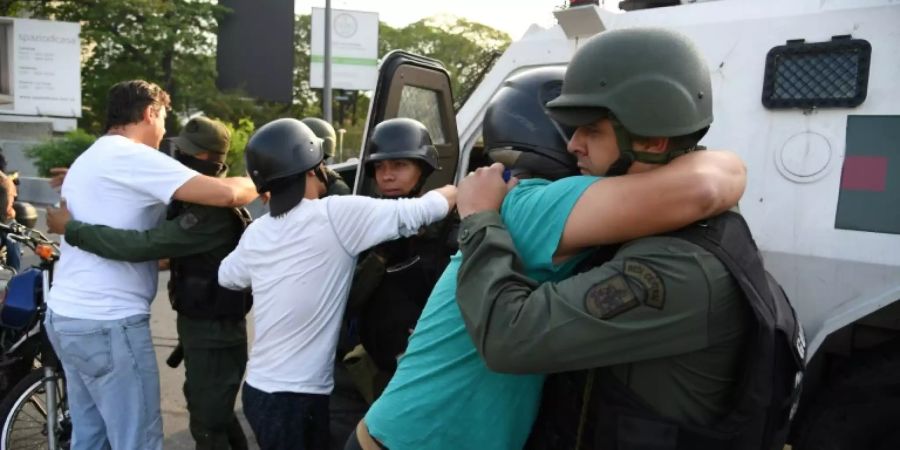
624, 259, 666, 310
178, 212, 200, 230
584, 275, 639, 320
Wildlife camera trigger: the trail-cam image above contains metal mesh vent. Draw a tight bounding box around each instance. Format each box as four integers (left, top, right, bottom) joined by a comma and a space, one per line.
762, 37, 871, 109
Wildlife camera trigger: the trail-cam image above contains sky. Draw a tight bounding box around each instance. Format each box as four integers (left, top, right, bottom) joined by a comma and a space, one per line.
294, 0, 621, 40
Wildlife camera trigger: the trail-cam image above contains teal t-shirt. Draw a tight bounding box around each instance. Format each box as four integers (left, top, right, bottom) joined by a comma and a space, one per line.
365, 176, 599, 450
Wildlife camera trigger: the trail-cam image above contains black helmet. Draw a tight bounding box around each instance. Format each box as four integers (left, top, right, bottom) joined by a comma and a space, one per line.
245, 118, 324, 193
12, 202, 37, 229
483, 66, 578, 181
364, 118, 439, 178
301, 117, 337, 159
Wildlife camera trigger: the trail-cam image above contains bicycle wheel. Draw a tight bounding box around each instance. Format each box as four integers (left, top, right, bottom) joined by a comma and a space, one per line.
0, 369, 70, 450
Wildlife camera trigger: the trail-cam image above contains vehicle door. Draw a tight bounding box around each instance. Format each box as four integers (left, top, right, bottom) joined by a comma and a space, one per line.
354, 51, 460, 195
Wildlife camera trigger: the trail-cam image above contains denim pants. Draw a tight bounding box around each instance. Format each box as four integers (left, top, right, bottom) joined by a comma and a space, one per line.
242, 382, 330, 450
45, 309, 163, 450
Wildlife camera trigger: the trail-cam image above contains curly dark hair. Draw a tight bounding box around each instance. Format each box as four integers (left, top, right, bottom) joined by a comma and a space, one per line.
103, 80, 171, 132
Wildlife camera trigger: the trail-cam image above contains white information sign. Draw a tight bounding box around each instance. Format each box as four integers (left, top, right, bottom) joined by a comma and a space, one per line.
0, 17, 81, 118
310, 8, 379, 91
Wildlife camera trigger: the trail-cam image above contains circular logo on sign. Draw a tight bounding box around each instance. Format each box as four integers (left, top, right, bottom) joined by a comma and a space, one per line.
334, 14, 358, 38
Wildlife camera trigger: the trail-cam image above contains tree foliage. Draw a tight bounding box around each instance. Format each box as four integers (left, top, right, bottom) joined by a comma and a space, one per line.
223, 117, 254, 176
25, 129, 96, 176
26, 0, 226, 134
10, 2, 511, 155
380, 16, 510, 109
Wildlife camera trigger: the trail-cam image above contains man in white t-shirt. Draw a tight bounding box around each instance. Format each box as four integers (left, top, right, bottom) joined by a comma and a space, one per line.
44, 80, 258, 450
217, 118, 456, 450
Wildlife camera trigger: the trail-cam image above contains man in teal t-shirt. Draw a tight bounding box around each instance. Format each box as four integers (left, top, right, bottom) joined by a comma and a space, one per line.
365, 176, 596, 449
349, 67, 745, 450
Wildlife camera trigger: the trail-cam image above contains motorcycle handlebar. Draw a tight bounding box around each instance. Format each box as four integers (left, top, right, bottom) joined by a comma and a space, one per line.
0, 221, 59, 258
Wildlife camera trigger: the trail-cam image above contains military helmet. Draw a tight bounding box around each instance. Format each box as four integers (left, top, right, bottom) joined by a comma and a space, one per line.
301, 117, 337, 159
483, 66, 578, 181
546, 27, 713, 138
245, 118, 324, 192
172, 116, 231, 163
12, 201, 37, 229
364, 118, 439, 177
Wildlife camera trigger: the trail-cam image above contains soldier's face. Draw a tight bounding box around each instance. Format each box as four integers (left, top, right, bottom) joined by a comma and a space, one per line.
374, 159, 422, 197
567, 119, 620, 176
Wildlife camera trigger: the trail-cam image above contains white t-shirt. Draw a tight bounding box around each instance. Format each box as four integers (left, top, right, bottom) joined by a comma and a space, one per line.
218, 191, 450, 394
49, 135, 198, 320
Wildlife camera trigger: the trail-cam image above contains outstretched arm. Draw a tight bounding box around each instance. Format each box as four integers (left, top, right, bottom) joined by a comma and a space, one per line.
60, 205, 236, 262
174, 175, 259, 208
456, 213, 713, 373
556, 150, 745, 258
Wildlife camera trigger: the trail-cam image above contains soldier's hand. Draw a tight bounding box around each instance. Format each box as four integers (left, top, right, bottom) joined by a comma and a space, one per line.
45, 199, 72, 235
457, 163, 518, 219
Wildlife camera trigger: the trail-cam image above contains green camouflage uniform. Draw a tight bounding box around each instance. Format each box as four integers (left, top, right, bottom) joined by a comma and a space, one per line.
455, 211, 752, 429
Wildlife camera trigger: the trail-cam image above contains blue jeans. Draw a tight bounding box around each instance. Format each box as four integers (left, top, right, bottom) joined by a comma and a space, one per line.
45, 310, 162, 450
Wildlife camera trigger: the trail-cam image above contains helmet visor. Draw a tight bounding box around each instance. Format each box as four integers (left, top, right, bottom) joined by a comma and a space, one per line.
546, 106, 610, 128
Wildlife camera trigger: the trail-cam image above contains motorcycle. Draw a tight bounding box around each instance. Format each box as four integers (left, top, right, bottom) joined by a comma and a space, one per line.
0, 219, 69, 449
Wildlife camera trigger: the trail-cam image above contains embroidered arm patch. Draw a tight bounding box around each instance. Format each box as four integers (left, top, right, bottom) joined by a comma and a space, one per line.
624, 259, 666, 309
584, 275, 639, 319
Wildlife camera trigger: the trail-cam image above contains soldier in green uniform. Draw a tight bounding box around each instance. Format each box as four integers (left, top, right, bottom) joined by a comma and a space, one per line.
454, 28, 800, 449
46, 116, 252, 450
353, 118, 456, 381
302, 117, 352, 197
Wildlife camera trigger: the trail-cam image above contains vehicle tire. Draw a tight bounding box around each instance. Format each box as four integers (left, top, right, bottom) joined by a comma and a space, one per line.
792, 342, 900, 450
0, 369, 70, 450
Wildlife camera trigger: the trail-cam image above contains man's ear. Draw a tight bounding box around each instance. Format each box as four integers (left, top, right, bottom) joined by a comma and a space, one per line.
142, 105, 156, 124
634, 136, 670, 153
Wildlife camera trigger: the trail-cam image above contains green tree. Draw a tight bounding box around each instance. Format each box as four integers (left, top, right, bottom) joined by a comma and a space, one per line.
25, 129, 96, 176
302, 15, 512, 159
25, 0, 227, 133
223, 117, 253, 176
8, 3, 510, 162
379, 16, 511, 110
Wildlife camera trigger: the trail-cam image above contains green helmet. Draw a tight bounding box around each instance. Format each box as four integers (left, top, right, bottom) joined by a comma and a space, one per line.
546, 28, 712, 174
301, 117, 337, 159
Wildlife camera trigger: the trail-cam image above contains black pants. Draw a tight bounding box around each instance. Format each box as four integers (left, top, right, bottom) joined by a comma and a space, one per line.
242, 382, 330, 450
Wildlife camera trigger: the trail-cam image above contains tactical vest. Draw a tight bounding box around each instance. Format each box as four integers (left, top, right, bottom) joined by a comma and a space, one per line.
527, 212, 805, 450
168, 202, 253, 320
358, 215, 458, 372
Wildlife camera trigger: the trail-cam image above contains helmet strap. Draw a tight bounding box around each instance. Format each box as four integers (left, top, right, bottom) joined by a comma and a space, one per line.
605, 118, 699, 176
605, 119, 636, 177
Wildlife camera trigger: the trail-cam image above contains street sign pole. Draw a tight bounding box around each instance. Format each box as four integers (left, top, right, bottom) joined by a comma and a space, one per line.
323, 0, 333, 123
